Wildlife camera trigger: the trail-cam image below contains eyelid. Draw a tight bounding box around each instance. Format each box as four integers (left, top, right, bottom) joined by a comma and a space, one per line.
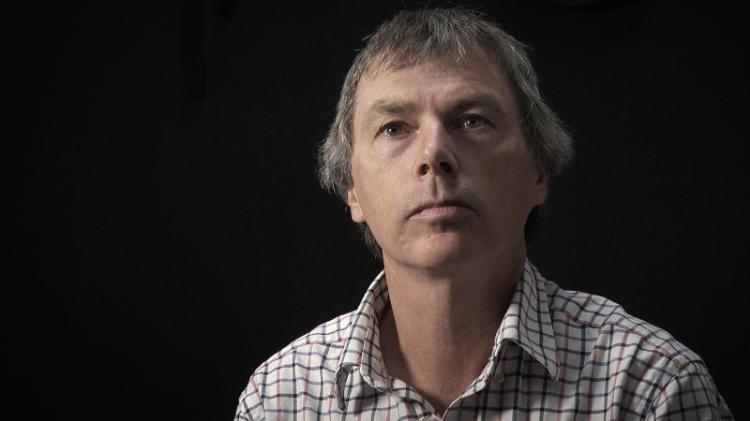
457, 113, 493, 128
377, 121, 410, 137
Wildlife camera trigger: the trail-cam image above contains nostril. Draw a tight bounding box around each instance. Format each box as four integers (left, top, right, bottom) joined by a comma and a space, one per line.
418, 161, 456, 176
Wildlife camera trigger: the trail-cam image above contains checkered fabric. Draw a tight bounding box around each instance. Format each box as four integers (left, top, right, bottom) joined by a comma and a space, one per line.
235, 260, 733, 420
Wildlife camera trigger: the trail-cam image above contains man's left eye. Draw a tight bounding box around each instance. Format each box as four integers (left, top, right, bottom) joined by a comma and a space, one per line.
461, 115, 489, 129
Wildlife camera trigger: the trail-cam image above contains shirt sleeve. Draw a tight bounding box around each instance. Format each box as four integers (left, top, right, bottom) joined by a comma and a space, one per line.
234, 376, 265, 421
646, 360, 733, 420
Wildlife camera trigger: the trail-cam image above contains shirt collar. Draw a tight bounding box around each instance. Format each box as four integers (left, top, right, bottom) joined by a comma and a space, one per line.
334, 271, 391, 409
333, 259, 559, 409
493, 260, 560, 379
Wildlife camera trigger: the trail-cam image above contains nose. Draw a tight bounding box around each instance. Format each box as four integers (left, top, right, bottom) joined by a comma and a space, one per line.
416, 122, 459, 178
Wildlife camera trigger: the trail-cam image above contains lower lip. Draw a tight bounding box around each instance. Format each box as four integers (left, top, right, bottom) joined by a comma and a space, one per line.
410, 205, 472, 220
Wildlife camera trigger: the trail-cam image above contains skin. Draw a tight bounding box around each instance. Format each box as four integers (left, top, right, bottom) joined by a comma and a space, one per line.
346, 56, 548, 415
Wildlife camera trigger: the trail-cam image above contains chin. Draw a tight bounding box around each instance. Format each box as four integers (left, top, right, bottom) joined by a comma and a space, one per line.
409, 232, 479, 267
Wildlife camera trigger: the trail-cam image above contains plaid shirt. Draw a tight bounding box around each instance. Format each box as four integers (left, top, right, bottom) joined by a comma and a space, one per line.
235, 260, 732, 420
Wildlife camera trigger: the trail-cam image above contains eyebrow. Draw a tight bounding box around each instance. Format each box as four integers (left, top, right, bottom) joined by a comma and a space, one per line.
368, 99, 419, 117
446, 93, 507, 118
365, 92, 510, 125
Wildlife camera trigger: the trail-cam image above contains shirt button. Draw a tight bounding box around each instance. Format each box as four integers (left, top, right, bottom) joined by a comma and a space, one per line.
493, 372, 504, 383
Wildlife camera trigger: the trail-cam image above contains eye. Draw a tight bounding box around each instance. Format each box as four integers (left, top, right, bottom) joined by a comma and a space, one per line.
379, 122, 408, 138
460, 115, 490, 129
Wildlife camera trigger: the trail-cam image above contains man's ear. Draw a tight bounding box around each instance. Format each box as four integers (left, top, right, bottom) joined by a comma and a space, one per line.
347, 187, 366, 223
533, 156, 549, 206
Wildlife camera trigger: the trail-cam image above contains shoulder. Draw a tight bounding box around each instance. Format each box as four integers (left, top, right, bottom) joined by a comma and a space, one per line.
234, 310, 357, 420
544, 278, 701, 369
261, 309, 356, 369
248, 309, 356, 377
541, 278, 731, 417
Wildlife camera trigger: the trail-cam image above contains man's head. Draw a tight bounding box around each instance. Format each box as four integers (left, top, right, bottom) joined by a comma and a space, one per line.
318, 7, 574, 258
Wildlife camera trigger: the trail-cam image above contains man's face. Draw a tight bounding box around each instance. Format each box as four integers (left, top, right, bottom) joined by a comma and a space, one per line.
347, 57, 547, 270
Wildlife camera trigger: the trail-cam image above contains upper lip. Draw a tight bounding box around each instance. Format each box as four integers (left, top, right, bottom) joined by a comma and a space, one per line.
409, 199, 473, 218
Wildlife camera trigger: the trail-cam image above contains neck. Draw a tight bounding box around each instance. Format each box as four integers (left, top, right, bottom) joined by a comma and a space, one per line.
378, 243, 526, 414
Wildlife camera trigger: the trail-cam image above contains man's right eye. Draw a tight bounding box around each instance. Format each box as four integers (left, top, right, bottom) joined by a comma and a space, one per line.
380, 122, 406, 137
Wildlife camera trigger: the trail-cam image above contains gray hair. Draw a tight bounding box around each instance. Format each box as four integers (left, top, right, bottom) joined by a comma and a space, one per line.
317, 7, 575, 257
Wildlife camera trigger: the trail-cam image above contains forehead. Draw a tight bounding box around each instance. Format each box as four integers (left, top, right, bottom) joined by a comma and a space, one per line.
363, 60, 503, 94
354, 55, 518, 120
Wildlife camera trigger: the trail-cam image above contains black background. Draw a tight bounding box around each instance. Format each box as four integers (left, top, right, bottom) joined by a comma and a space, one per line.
10, 0, 747, 419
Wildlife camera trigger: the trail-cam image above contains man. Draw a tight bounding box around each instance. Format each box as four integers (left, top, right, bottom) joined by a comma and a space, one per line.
235, 8, 732, 420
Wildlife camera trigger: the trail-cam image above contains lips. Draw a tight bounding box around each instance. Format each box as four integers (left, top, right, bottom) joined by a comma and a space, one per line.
408, 199, 474, 219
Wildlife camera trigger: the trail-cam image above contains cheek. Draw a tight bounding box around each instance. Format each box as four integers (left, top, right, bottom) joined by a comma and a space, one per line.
356, 174, 397, 224
477, 154, 526, 190
355, 151, 408, 209
476, 154, 537, 213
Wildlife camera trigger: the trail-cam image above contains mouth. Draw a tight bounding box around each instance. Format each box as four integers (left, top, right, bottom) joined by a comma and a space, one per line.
408, 199, 474, 220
